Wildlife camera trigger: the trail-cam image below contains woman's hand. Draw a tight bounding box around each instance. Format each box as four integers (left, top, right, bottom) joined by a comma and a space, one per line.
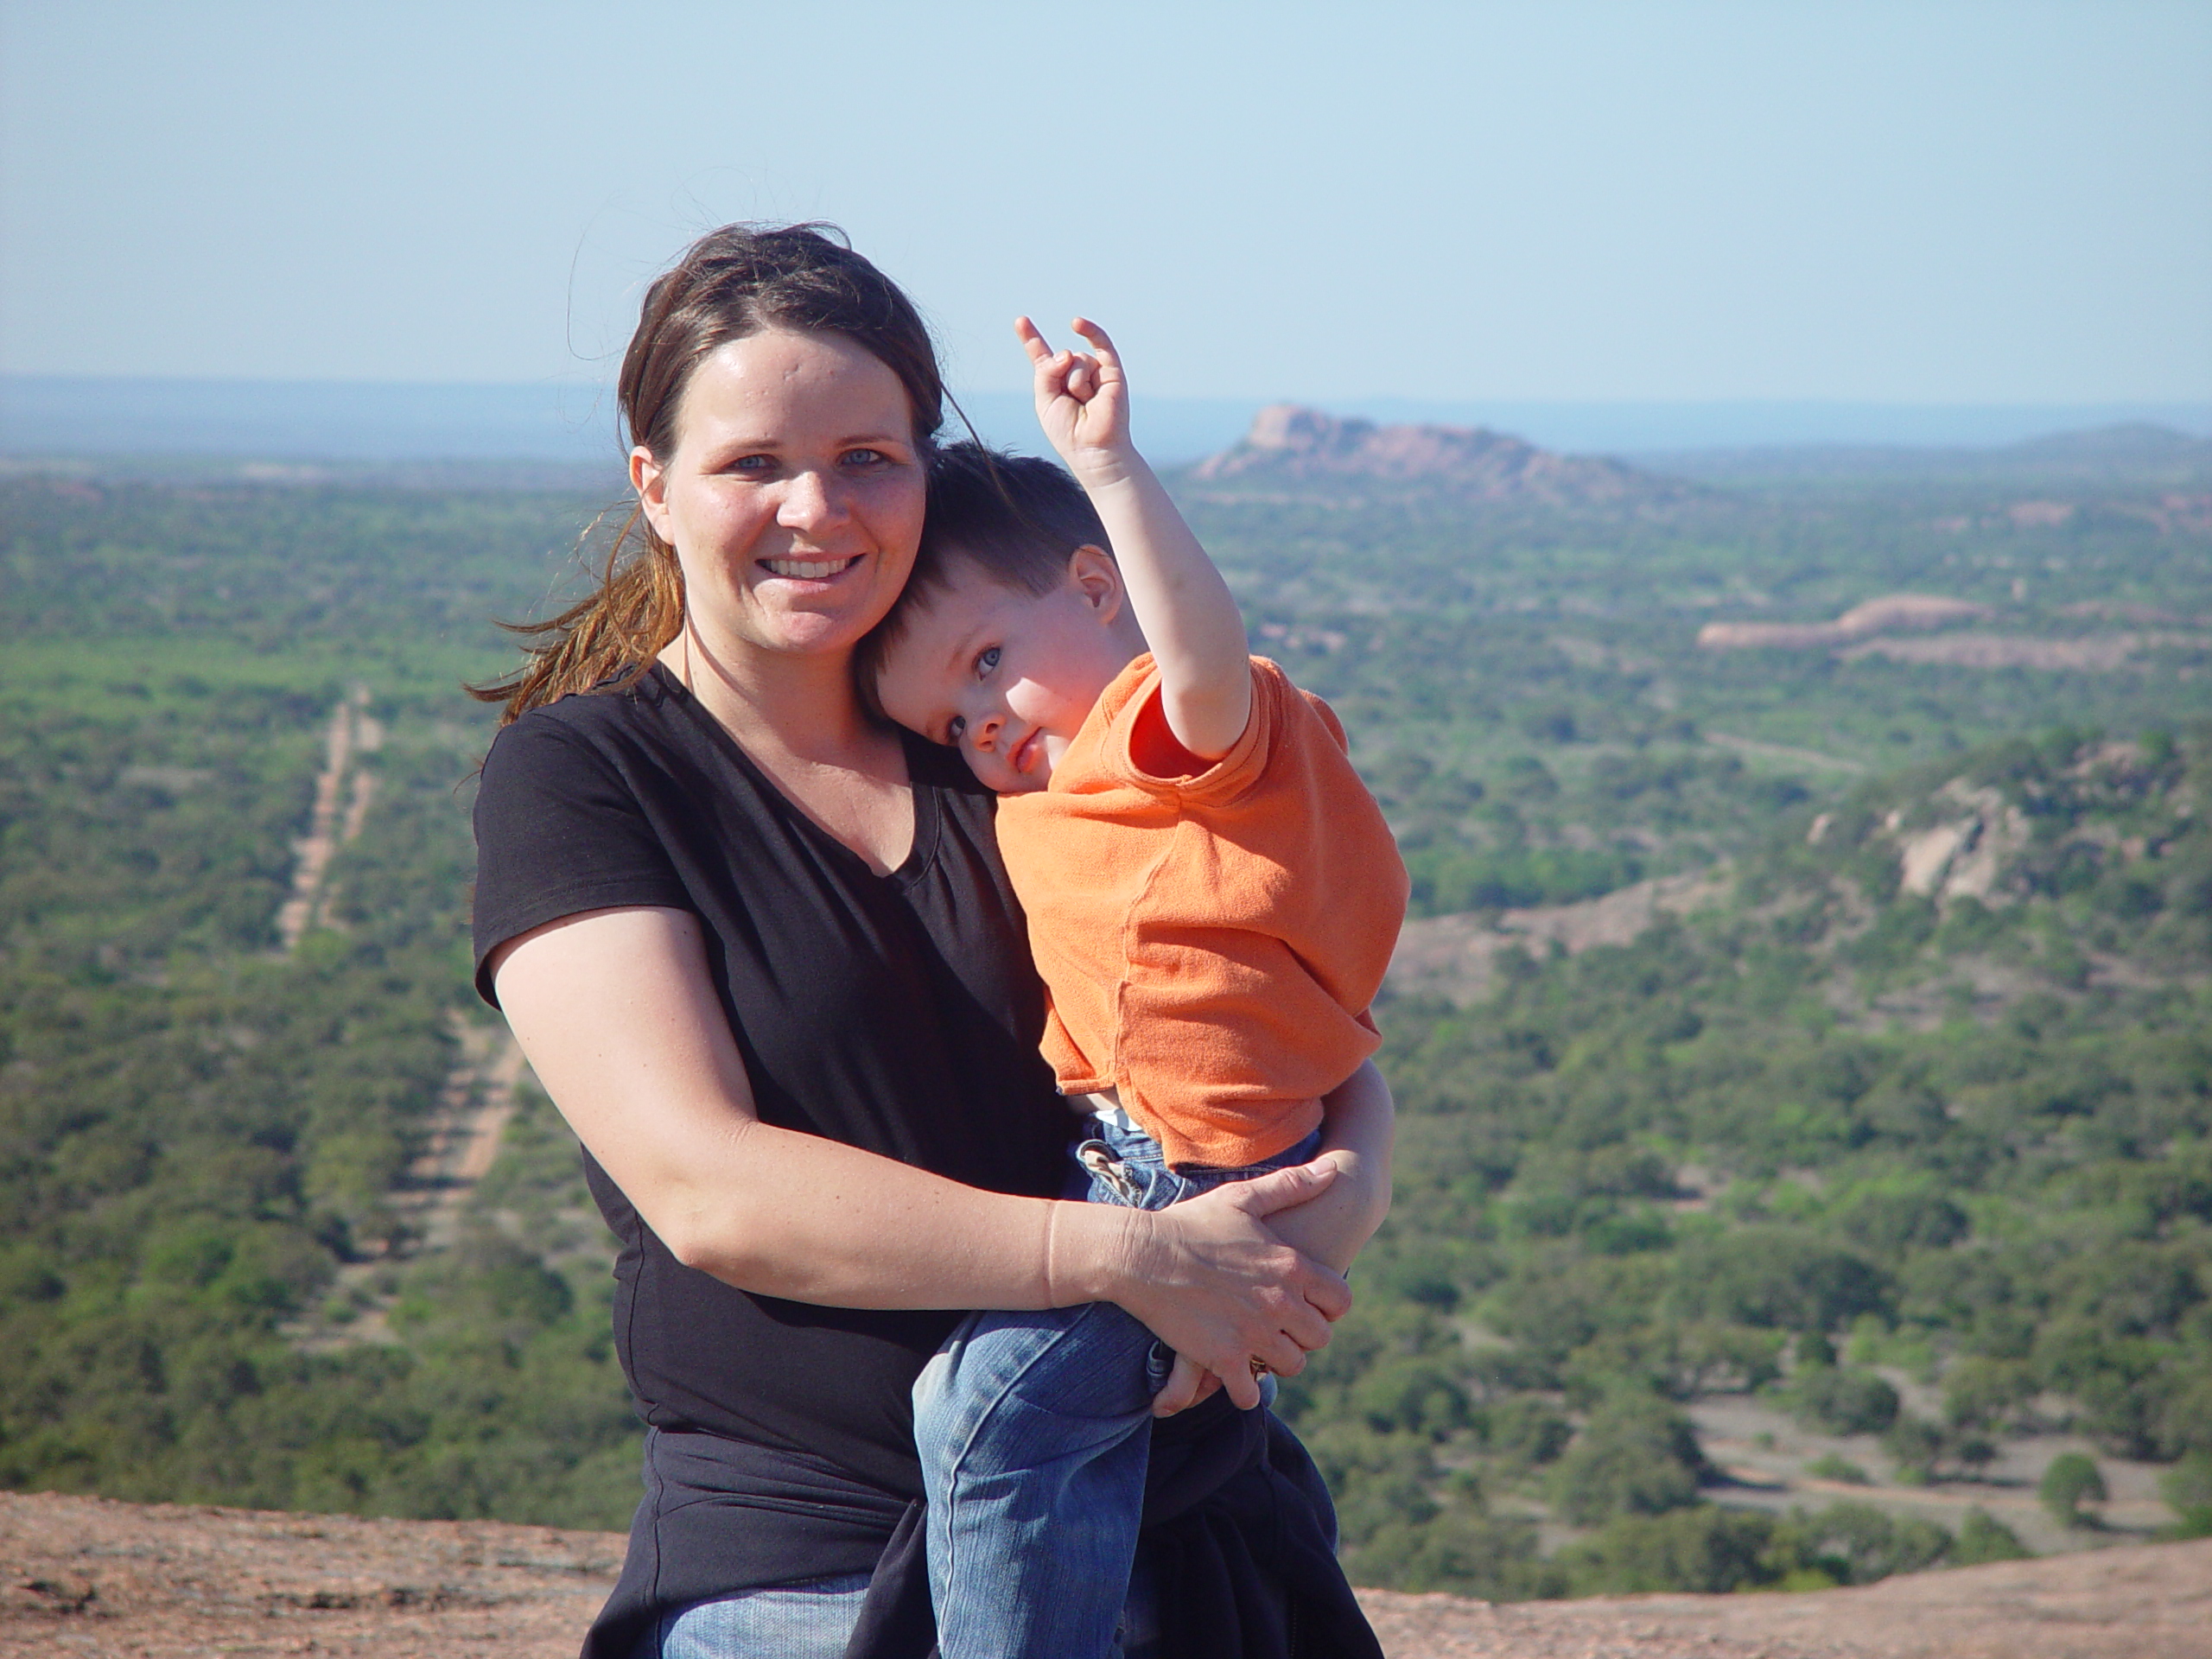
1089, 1160, 1353, 1412
1018, 315, 1135, 486
1152, 1062, 1396, 1416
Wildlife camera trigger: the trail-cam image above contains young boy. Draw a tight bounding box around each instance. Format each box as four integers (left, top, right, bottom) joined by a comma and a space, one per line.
869, 318, 1408, 1659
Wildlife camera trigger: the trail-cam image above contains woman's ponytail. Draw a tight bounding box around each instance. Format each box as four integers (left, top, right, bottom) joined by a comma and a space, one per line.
469, 506, 685, 724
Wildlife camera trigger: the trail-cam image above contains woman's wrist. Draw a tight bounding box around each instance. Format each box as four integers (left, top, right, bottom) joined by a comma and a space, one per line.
1041, 1195, 1147, 1308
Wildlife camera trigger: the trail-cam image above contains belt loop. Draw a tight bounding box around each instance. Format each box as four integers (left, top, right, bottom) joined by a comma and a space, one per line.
1077, 1138, 1143, 1204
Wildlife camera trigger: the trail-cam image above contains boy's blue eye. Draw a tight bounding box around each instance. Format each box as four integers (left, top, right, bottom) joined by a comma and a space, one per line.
947, 715, 966, 743
978, 646, 1001, 676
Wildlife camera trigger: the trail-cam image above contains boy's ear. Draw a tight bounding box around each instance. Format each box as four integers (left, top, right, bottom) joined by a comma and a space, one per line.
1067, 544, 1126, 622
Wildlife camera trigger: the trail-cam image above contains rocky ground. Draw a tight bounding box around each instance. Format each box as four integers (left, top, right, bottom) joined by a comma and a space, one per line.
5, 1490, 2208, 1658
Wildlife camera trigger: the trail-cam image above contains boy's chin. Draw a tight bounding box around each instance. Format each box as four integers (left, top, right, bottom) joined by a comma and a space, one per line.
964, 751, 1051, 794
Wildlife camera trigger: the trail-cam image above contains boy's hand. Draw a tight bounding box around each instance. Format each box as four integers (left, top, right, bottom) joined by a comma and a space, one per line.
1018, 315, 1135, 485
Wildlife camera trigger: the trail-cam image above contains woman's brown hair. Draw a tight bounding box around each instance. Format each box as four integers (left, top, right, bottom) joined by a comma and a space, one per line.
471, 223, 945, 723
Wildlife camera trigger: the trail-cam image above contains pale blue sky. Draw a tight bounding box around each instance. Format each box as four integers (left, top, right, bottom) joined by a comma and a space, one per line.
2, 1, 2207, 405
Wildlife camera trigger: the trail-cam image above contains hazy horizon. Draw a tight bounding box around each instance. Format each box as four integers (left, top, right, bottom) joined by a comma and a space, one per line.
2, 3, 2206, 407
6, 373, 2211, 471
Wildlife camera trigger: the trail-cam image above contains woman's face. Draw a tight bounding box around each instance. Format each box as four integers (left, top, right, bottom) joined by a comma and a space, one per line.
634, 327, 927, 663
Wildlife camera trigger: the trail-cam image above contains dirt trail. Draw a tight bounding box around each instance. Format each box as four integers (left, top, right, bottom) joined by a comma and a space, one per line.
391, 1018, 531, 1253
289, 1018, 529, 1351
5, 1491, 2207, 1659
275, 687, 383, 953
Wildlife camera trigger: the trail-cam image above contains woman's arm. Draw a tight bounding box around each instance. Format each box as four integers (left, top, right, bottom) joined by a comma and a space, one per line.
1149, 1061, 1395, 1415
489, 903, 1351, 1408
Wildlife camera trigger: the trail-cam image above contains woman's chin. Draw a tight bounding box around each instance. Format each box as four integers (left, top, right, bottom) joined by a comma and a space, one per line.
744, 596, 893, 658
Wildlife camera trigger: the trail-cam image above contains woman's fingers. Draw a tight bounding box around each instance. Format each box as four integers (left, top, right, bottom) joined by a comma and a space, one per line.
1115, 1185, 1349, 1387
1233, 1157, 1343, 1217
1179, 1185, 1350, 1338
1268, 1287, 1336, 1357
1219, 1163, 1355, 1321
1151, 1351, 1209, 1417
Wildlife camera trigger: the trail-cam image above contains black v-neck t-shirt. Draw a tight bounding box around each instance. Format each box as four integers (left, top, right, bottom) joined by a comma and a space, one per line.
471, 667, 1071, 1499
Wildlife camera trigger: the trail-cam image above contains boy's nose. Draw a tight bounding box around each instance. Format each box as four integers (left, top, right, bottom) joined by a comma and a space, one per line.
970, 710, 1004, 750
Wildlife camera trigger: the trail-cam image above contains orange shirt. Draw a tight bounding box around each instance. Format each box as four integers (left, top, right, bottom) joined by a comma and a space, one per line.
995, 655, 1408, 1168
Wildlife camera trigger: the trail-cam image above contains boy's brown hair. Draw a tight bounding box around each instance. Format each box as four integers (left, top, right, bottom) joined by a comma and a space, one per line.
858, 442, 1112, 706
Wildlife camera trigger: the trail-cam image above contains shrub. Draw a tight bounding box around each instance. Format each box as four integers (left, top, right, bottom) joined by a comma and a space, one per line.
1342, 1507, 1562, 1600
1669, 1229, 1891, 1333
1792, 1366, 1901, 1435
1804, 1453, 1872, 1484
2161, 1451, 2212, 1539
1770, 1501, 1953, 1585
1484, 1395, 1573, 1467
1953, 1507, 2032, 1565
1560, 1504, 1779, 1595
1881, 1414, 1948, 1484
1348, 1358, 1471, 1439
1942, 1357, 2037, 1432
1548, 1394, 1711, 1525
2038, 1452, 2108, 1528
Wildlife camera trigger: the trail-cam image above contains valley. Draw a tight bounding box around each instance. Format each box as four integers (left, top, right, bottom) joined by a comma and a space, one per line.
1, 420, 2208, 1603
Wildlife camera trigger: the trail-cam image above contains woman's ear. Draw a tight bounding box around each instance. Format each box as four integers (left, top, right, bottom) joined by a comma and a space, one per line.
1067, 543, 1127, 622
632, 446, 672, 541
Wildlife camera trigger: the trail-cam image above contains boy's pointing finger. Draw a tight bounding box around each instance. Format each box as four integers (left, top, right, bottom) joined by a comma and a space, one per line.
1069, 316, 1120, 366
1014, 315, 1053, 363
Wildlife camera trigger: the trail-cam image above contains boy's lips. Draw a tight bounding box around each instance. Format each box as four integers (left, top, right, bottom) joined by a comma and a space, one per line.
1011, 729, 1045, 774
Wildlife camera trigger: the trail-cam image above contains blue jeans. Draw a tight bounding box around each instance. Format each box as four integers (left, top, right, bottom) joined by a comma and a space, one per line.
644, 1573, 873, 1659
912, 1119, 1321, 1659
645, 1560, 1164, 1659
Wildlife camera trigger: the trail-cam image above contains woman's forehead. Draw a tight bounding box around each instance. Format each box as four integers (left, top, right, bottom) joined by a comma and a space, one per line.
677, 329, 913, 446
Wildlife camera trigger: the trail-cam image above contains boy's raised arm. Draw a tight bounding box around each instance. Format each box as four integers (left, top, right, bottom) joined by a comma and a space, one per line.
1020, 316, 1252, 760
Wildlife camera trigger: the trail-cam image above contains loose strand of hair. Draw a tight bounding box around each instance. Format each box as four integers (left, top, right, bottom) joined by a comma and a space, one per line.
464, 505, 686, 724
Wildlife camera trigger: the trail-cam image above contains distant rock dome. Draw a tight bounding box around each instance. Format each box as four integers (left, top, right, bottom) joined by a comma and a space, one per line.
1189, 404, 1678, 506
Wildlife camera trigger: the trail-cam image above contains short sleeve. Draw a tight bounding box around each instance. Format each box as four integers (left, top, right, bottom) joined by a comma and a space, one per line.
1102, 658, 1286, 809
471, 710, 694, 1006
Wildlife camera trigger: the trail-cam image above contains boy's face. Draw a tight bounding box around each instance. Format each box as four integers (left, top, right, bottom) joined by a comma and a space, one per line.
873, 544, 1136, 793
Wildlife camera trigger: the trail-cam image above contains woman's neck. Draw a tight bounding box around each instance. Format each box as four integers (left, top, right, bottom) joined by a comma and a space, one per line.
658, 618, 914, 873
661, 620, 867, 760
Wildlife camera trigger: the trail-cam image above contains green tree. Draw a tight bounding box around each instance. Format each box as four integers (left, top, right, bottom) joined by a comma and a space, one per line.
1953, 1507, 2033, 1565
2159, 1451, 2212, 1539
2038, 1452, 2108, 1529
1548, 1394, 1710, 1525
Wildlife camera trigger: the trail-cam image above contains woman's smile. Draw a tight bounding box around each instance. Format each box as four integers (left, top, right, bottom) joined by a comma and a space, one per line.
761, 555, 864, 582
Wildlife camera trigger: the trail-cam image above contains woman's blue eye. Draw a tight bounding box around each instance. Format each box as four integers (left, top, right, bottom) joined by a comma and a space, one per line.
977, 646, 1001, 676
844, 448, 887, 467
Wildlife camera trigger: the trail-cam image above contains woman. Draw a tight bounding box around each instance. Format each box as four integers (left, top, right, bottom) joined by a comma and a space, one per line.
470, 224, 1393, 1658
